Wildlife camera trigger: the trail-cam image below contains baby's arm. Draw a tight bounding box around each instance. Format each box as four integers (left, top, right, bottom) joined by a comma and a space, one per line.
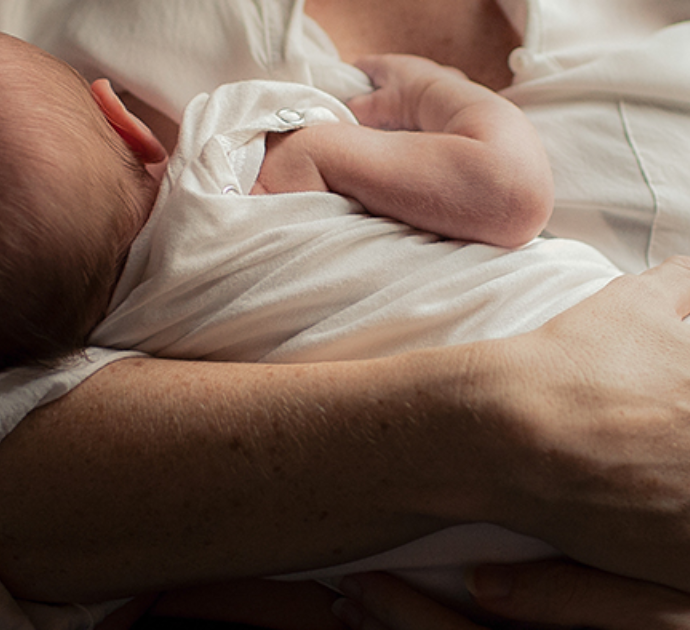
254, 55, 553, 247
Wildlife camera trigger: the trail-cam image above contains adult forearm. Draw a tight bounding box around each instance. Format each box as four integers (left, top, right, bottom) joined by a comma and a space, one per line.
5, 259, 690, 604
0, 346, 509, 603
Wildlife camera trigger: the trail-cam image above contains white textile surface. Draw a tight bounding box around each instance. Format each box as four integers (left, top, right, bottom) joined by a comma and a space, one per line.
504, 0, 690, 273
90, 80, 620, 366
0, 0, 689, 627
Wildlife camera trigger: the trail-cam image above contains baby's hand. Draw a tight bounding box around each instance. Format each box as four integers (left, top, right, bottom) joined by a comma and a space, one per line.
251, 129, 329, 196
347, 54, 469, 131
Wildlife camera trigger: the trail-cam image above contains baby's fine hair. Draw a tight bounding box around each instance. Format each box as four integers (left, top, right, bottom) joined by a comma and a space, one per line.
0, 45, 154, 371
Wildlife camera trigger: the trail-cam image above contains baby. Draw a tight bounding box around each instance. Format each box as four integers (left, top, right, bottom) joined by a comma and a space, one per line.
0, 33, 553, 371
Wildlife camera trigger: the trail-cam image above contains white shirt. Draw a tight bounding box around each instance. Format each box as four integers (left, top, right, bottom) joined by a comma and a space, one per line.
504, 0, 690, 273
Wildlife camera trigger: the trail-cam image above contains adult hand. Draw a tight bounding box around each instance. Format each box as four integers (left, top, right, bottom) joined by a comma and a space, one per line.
332, 564, 690, 630
486, 257, 690, 592
332, 572, 485, 630
469, 561, 690, 629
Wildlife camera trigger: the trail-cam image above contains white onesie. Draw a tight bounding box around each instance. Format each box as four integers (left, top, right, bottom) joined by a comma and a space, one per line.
89, 80, 619, 366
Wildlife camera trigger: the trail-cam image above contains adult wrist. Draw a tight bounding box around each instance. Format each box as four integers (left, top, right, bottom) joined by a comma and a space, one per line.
390, 340, 542, 528
433, 333, 566, 534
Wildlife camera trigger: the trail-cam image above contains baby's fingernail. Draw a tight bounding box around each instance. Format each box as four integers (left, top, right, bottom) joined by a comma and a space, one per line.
332, 598, 364, 629
465, 565, 514, 600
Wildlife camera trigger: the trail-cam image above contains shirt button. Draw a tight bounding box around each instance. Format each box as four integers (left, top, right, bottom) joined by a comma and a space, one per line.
222, 185, 238, 195
276, 108, 305, 126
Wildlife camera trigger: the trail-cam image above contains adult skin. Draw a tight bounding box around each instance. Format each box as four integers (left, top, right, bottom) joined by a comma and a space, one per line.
3, 0, 690, 613
304, 0, 520, 90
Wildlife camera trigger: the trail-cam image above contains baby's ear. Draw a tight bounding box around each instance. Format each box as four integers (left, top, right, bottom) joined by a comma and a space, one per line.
91, 79, 167, 164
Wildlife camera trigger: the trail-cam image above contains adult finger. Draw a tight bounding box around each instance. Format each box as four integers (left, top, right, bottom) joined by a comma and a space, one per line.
333, 572, 485, 630
468, 561, 690, 630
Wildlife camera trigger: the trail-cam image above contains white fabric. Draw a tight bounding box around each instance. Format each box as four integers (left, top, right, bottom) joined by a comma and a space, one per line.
504, 0, 690, 273
0, 0, 369, 124
284, 525, 560, 608
0, 0, 688, 626
91, 81, 620, 367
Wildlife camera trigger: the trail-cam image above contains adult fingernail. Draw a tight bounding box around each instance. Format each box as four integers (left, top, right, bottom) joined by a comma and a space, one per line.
332, 598, 364, 629
465, 565, 514, 600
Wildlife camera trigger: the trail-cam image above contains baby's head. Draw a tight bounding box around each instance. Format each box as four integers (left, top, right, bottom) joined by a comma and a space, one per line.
0, 34, 165, 371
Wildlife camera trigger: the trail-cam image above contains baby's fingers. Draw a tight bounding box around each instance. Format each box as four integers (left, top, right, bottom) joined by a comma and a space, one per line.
353, 55, 393, 88
349, 56, 402, 128
346, 91, 396, 129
